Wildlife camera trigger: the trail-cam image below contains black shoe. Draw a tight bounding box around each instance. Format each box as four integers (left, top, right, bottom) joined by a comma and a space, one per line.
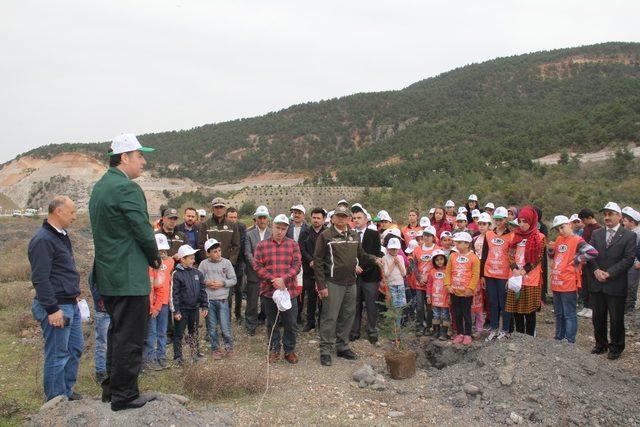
336, 349, 358, 360
111, 395, 156, 412
320, 354, 332, 366
349, 335, 359, 342
247, 329, 256, 336
607, 351, 622, 360
69, 392, 83, 401
101, 392, 111, 403
302, 324, 315, 332
368, 337, 378, 345
591, 346, 607, 355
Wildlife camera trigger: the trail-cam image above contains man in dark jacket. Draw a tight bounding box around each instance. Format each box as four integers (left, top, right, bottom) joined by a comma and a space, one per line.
349, 207, 383, 344
157, 208, 187, 257
175, 207, 199, 249
299, 207, 326, 331
29, 196, 84, 402
588, 202, 636, 360
197, 198, 240, 265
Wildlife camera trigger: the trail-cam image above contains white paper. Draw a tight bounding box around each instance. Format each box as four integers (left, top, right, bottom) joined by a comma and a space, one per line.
507, 275, 522, 293
78, 299, 91, 322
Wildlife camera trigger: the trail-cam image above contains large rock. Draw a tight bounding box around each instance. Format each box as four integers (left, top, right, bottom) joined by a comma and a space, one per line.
352, 364, 377, 385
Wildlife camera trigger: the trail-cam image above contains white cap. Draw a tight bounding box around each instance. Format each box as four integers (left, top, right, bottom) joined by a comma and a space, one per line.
197, 209, 207, 217
419, 216, 431, 227
493, 206, 508, 219
337, 199, 349, 206
377, 210, 392, 222
387, 237, 401, 249
423, 225, 436, 237
600, 202, 621, 214
453, 231, 472, 243
445, 200, 455, 208
478, 212, 492, 224
569, 213, 581, 222
440, 231, 452, 239
351, 203, 363, 210
290, 204, 306, 215
326, 210, 334, 223
109, 133, 154, 156
177, 244, 199, 259
365, 211, 372, 221
509, 217, 519, 226
254, 205, 270, 217
471, 209, 481, 218
272, 289, 292, 312
468, 194, 478, 201
458, 206, 468, 214
367, 223, 377, 231
429, 208, 435, 215
273, 214, 290, 225
405, 240, 419, 254
455, 213, 468, 222
622, 207, 640, 222
431, 249, 446, 258
551, 215, 570, 229
204, 238, 221, 252
485, 202, 495, 210
155, 233, 170, 251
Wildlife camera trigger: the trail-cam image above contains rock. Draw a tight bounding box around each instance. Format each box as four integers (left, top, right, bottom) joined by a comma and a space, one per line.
40, 395, 67, 411
498, 365, 514, 386
352, 364, 377, 385
507, 343, 517, 352
388, 411, 404, 418
168, 394, 189, 405
379, 402, 387, 407
463, 383, 482, 395
370, 383, 386, 391
510, 412, 524, 424
452, 391, 468, 407
358, 379, 368, 388
375, 374, 386, 384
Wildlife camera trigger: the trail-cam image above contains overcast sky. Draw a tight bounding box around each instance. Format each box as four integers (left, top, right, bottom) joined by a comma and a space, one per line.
0, 0, 638, 163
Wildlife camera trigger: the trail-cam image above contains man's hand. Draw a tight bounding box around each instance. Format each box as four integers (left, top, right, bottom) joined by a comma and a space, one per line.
634, 262, 640, 270
272, 278, 286, 290
355, 266, 363, 275
594, 269, 608, 282
200, 308, 208, 317
174, 313, 182, 321
309, 261, 314, 268
318, 288, 329, 299
48, 310, 65, 328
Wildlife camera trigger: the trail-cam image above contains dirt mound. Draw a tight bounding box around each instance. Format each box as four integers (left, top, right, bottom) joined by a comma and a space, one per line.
27, 393, 233, 427
421, 334, 640, 426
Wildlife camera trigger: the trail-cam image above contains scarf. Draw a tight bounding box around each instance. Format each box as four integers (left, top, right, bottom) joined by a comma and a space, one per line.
510, 206, 541, 265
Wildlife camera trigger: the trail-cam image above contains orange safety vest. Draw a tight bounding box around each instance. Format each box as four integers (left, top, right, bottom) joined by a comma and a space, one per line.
402, 225, 423, 244
512, 231, 544, 287
450, 251, 478, 293
484, 230, 512, 279
550, 234, 582, 292
429, 268, 449, 308
413, 244, 439, 291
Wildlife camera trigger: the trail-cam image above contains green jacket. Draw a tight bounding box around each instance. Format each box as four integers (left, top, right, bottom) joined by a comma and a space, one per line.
89, 167, 160, 296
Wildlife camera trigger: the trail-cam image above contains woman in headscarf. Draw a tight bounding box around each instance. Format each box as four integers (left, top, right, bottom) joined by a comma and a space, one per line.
505, 206, 546, 336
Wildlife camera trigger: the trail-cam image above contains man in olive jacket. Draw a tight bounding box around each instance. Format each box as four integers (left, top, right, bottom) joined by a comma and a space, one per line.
89, 134, 161, 411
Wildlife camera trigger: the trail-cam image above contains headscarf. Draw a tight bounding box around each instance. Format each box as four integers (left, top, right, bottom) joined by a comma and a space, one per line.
510, 206, 542, 265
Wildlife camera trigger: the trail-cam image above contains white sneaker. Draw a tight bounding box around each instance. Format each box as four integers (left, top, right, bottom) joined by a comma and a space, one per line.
485, 330, 498, 342
583, 308, 593, 319
497, 331, 510, 340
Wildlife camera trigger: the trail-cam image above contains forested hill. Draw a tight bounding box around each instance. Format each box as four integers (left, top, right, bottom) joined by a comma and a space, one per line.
22, 42, 640, 187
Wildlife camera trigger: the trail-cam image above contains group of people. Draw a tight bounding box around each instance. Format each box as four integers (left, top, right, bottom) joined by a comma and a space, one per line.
28, 134, 640, 410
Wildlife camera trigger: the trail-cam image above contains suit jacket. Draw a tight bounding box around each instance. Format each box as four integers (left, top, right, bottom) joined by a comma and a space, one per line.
588, 226, 636, 296
286, 222, 309, 242
299, 225, 326, 278
245, 226, 272, 282
358, 228, 383, 282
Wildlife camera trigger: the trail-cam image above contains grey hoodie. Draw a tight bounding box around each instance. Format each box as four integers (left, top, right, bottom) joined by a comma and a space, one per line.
198, 257, 237, 300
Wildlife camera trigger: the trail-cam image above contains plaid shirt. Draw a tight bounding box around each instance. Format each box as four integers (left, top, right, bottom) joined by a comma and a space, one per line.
253, 236, 302, 298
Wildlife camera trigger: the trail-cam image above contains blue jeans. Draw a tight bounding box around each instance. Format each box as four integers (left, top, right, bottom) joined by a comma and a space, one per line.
94, 310, 110, 374
145, 304, 169, 361
432, 306, 450, 323
553, 291, 578, 343
31, 300, 84, 401
207, 300, 234, 351
390, 284, 406, 327
485, 277, 511, 332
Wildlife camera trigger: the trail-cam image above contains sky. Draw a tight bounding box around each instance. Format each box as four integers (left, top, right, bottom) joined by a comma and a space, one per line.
0, 0, 638, 163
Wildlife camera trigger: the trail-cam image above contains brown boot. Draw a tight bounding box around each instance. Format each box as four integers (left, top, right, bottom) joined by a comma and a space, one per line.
284, 352, 298, 364
268, 352, 280, 363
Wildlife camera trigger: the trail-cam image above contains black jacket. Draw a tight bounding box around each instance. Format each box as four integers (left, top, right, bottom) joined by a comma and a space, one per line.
588, 226, 636, 297
28, 220, 80, 314
357, 228, 383, 282
299, 225, 326, 278
171, 264, 208, 313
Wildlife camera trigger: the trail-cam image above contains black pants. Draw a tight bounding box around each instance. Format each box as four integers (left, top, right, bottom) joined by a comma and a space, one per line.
591, 291, 626, 353
350, 278, 379, 340
245, 280, 260, 332
415, 289, 433, 332
229, 260, 244, 319
102, 295, 149, 405
173, 308, 200, 360
513, 312, 536, 336
262, 296, 298, 354
302, 275, 319, 328
580, 268, 591, 308
451, 295, 473, 336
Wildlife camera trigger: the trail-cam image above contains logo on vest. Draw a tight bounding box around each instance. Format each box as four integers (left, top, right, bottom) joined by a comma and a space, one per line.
421, 254, 432, 262
457, 256, 469, 263
492, 238, 505, 245
434, 272, 445, 279
558, 244, 568, 253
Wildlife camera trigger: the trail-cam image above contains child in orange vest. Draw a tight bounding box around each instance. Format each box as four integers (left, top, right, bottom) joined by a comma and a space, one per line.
145, 234, 175, 370
547, 215, 598, 343
413, 226, 439, 335
471, 213, 491, 335
439, 231, 454, 257
446, 232, 480, 346
427, 250, 450, 340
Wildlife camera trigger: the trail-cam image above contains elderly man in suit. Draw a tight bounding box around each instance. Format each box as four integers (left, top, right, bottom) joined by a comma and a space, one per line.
587, 202, 636, 360
244, 206, 272, 335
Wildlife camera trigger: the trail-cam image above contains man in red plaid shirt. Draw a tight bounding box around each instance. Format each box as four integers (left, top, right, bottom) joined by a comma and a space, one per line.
253, 214, 302, 364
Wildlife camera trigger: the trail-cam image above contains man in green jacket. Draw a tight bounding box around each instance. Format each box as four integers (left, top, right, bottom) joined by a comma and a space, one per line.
89, 133, 161, 411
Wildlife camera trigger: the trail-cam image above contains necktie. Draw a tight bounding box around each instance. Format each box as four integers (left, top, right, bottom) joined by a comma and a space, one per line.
606, 228, 615, 247
358, 231, 363, 242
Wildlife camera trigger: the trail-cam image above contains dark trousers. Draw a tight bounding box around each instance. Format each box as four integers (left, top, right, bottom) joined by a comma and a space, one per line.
513, 312, 536, 336
173, 308, 200, 360
302, 275, 320, 328
591, 291, 626, 354
245, 279, 260, 332
102, 295, 149, 405
580, 268, 591, 308
451, 295, 473, 336
229, 260, 245, 319
486, 277, 512, 332
414, 289, 433, 332
262, 296, 298, 354
350, 279, 379, 340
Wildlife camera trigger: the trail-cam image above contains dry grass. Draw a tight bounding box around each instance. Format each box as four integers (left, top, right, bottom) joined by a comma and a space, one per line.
0, 239, 31, 283
182, 360, 266, 400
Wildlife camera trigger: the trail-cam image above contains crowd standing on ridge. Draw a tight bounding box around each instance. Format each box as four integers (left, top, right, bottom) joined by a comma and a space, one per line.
27, 134, 640, 409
